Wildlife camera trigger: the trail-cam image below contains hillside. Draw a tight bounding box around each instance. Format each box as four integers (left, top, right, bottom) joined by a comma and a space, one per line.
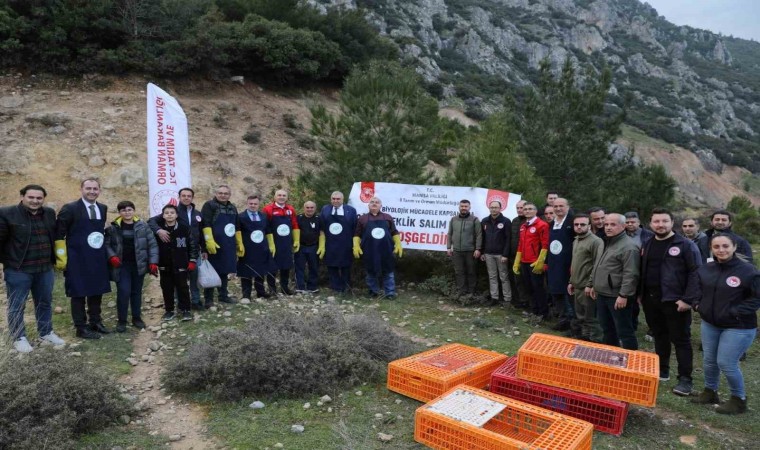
1, 73, 757, 212
313, 0, 760, 175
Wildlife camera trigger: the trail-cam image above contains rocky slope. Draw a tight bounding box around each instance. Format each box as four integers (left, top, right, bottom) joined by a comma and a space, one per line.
0, 73, 757, 213
312, 0, 760, 175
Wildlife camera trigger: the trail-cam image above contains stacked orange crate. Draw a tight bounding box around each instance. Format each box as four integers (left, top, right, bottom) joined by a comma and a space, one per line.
516, 333, 659, 407
387, 343, 507, 402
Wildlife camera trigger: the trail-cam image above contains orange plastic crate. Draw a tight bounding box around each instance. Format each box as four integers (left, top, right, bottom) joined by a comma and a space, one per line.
517, 333, 659, 407
387, 343, 507, 402
415, 385, 593, 450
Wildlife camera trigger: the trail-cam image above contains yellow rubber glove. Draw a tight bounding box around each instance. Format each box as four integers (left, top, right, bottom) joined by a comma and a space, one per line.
203, 227, 220, 255
235, 231, 245, 258
316, 234, 326, 259
266, 233, 276, 257
292, 229, 301, 253
54, 240, 67, 271
512, 252, 522, 275
353, 236, 363, 258
531, 249, 548, 275
392, 234, 403, 258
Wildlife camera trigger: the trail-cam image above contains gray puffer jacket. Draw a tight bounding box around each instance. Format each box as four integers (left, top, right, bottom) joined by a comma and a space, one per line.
105, 217, 159, 281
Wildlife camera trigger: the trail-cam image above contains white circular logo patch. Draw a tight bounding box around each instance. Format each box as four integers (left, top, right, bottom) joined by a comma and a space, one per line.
668, 247, 681, 256
87, 232, 104, 249
371, 228, 386, 240
224, 224, 236, 237
196, 215, 202, 222
497, 223, 504, 229
329, 223, 343, 235
250, 230, 264, 243
529, 227, 536, 234
276, 224, 291, 237
550, 240, 563, 255
726, 276, 741, 288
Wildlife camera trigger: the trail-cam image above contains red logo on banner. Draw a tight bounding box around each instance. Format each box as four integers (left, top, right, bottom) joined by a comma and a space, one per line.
360, 182, 375, 203
486, 189, 509, 211
151, 190, 178, 213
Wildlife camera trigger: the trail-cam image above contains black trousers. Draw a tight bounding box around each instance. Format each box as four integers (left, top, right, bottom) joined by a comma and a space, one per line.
642, 290, 693, 379
71, 295, 103, 329
241, 274, 276, 298
160, 269, 191, 313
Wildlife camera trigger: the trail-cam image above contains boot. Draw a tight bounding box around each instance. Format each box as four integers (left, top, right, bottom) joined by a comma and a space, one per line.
716, 395, 747, 415
691, 388, 720, 405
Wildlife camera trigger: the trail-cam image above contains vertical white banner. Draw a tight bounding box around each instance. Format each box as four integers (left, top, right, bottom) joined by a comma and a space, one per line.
146, 83, 192, 217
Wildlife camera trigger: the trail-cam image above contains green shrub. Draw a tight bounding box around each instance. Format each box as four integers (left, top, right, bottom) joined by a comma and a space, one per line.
0, 348, 129, 450
163, 310, 415, 400
242, 127, 262, 144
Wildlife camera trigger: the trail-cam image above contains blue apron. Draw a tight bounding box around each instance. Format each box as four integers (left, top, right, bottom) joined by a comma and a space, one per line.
547, 220, 574, 294
324, 211, 353, 267
208, 210, 237, 275
237, 212, 275, 278
65, 207, 111, 297
361, 218, 394, 275
271, 214, 294, 270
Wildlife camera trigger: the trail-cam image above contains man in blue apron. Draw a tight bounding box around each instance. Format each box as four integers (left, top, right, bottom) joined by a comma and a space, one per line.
353, 197, 403, 298
318, 191, 357, 293
237, 195, 276, 299
262, 190, 300, 295
55, 177, 111, 339
546, 198, 575, 331
200, 185, 244, 306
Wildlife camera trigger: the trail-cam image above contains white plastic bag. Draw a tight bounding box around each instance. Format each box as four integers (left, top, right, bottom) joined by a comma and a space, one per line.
197, 259, 222, 288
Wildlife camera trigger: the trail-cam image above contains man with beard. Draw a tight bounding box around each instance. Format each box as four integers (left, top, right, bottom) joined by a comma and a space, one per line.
447, 199, 482, 298
567, 213, 603, 342
589, 207, 606, 239
704, 210, 753, 263
640, 208, 701, 396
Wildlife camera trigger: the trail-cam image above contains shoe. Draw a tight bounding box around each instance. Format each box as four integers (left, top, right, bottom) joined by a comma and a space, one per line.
716, 395, 747, 415
367, 291, 380, 298
257, 292, 271, 299
40, 332, 65, 346
13, 336, 33, 353
384, 294, 397, 300
115, 322, 127, 333
673, 377, 693, 396
180, 310, 193, 322
692, 388, 720, 405
89, 322, 111, 334
295, 289, 308, 294
76, 328, 101, 339
204, 300, 214, 308
190, 303, 205, 311
132, 318, 146, 330
219, 297, 236, 304
162, 311, 176, 322
659, 371, 670, 382
281, 287, 295, 296
551, 320, 571, 332
309, 289, 320, 294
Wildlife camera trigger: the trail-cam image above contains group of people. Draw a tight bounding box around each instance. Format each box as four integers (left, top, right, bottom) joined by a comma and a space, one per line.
2, 182, 758, 414
0, 181, 407, 352
445, 191, 759, 414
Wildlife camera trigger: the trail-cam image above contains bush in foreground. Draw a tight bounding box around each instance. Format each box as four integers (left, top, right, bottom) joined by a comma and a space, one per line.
0, 347, 129, 450
164, 310, 415, 400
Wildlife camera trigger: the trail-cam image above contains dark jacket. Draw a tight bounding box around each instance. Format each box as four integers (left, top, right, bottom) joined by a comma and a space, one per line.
105, 217, 159, 281
591, 231, 640, 298
155, 220, 199, 273
55, 200, 107, 240
480, 214, 511, 256
149, 202, 205, 253
705, 228, 753, 263
0, 204, 57, 269
297, 214, 322, 246
694, 256, 760, 329
640, 233, 702, 304
509, 216, 525, 258
689, 231, 710, 263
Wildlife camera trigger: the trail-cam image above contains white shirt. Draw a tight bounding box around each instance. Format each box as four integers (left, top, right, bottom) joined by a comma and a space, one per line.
81, 198, 101, 220
553, 215, 567, 229
331, 205, 345, 216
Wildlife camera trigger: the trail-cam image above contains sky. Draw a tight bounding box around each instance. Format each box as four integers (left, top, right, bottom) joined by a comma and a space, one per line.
644, 0, 760, 41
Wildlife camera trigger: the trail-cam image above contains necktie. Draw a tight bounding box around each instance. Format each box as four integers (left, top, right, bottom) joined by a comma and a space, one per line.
332, 207, 337, 216
88, 204, 96, 220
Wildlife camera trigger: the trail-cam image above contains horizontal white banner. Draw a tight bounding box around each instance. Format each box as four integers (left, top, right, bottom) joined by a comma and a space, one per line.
348, 182, 521, 251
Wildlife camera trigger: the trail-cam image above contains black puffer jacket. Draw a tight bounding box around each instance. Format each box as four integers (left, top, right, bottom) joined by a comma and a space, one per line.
105, 217, 159, 281
694, 256, 760, 329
